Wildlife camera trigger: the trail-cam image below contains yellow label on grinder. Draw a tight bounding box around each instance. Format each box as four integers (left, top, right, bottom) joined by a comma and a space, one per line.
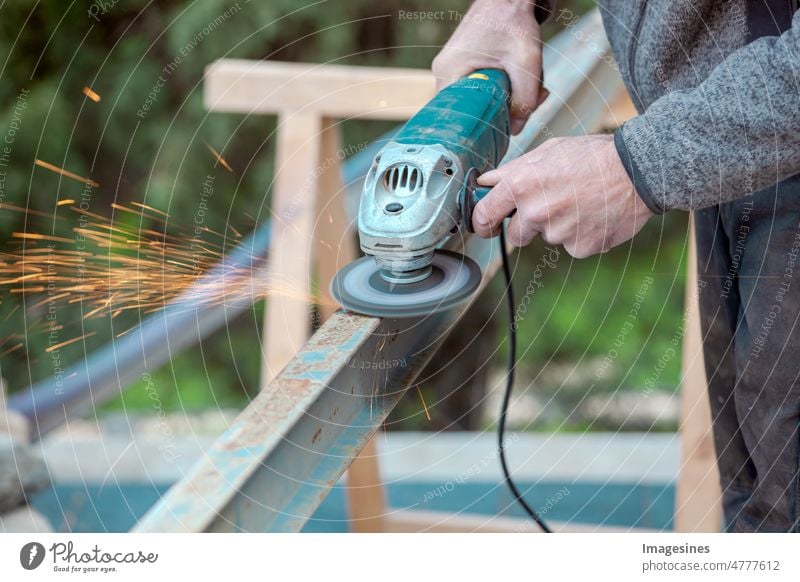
468, 73, 489, 80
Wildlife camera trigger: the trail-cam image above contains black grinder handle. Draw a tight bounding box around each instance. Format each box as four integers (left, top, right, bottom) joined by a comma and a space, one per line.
461, 168, 516, 234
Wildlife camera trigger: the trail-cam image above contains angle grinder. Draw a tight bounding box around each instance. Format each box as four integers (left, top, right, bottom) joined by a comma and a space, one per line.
331, 69, 511, 318
330, 69, 553, 532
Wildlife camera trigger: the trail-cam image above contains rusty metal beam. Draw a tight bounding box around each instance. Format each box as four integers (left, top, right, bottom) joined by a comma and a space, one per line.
134, 10, 622, 533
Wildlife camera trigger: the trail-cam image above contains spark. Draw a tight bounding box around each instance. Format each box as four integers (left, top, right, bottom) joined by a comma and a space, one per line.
34, 159, 99, 188
110, 202, 166, 222
45, 332, 96, 353
1, 202, 65, 219
204, 142, 234, 173
116, 324, 141, 338
3, 304, 20, 320
0, 342, 23, 357
416, 385, 431, 422
13, 232, 74, 244
130, 201, 170, 218
82, 86, 101, 102
10, 286, 45, 293
57, 199, 75, 206
0, 273, 42, 284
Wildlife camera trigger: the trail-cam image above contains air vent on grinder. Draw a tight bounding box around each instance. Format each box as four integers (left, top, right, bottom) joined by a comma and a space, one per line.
383, 163, 423, 195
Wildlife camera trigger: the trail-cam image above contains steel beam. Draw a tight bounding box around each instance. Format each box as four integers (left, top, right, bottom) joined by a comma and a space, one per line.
135, 11, 623, 533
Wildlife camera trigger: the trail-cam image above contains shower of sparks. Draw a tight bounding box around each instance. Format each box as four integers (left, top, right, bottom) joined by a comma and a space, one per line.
0, 203, 334, 334
82, 86, 101, 102
34, 159, 99, 188
204, 142, 234, 173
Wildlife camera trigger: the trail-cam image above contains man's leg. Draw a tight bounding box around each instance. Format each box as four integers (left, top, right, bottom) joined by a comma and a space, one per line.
726, 178, 800, 532
695, 205, 756, 530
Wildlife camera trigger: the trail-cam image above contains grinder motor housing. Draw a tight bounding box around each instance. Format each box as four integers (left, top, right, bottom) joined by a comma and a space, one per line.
358, 69, 511, 283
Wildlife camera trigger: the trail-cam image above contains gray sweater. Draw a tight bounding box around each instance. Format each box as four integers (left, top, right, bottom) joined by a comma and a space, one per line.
543, 1, 800, 213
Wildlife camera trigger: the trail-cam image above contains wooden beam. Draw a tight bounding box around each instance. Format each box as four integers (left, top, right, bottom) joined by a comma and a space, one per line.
260, 113, 321, 385
0, 377, 28, 443
315, 119, 358, 322
601, 84, 638, 129
345, 437, 386, 532
204, 60, 435, 120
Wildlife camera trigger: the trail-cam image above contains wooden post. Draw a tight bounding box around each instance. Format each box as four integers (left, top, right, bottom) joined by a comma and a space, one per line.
315, 119, 357, 322
675, 217, 722, 532
602, 86, 638, 128
260, 113, 322, 385
345, 438, 386, 532
599, 89, 720, 532
0, 377, 28, 443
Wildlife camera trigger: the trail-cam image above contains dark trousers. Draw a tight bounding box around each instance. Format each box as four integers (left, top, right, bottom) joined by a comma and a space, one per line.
695, 176, 800, 532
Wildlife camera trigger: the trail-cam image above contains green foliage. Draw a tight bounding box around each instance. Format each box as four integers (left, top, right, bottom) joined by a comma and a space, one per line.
508, 211, 689, 393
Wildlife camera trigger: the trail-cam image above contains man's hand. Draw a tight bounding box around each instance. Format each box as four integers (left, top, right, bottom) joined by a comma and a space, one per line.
432, 0, 545, 134
473, 134, 654, 258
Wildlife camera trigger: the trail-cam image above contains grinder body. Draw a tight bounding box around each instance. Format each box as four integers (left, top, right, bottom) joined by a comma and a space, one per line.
358, 69, 511, 282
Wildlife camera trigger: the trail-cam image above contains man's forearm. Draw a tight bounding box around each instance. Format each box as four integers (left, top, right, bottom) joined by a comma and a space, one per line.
615, 9, 800, 213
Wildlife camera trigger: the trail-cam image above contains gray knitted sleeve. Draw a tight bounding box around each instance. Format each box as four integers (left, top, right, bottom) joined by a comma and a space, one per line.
615, 10, 800, 213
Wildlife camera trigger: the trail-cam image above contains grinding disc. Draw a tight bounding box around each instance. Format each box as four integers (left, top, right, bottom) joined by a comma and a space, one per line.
330, 250, 482, 318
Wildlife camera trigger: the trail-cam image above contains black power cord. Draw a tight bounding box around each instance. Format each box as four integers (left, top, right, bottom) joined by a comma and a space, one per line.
497, 227, 553, 533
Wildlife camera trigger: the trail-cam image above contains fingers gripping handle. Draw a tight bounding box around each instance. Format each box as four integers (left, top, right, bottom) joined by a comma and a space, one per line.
461, 168, 517, 234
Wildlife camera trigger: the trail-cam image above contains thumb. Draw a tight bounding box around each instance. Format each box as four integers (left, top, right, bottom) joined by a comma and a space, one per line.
477, 167, 502, 186
471, 176, 518, 238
